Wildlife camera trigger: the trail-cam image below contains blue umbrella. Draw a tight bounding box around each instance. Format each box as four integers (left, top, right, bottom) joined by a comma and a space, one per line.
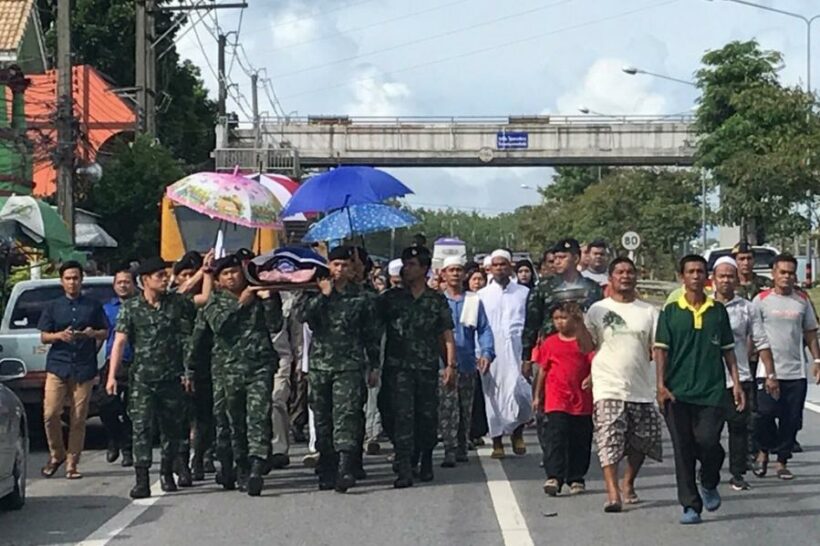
281, 166, 413, 217
302, 203, 419, 243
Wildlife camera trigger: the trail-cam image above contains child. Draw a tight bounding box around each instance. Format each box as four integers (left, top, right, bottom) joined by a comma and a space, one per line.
532, 301, 595, 496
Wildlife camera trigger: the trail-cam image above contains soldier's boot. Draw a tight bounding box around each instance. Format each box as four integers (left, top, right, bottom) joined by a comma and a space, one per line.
441, 449, 457, 468
216, 456, 236, 490
174, 455, 193, 487
351, 447, 367, 481
203, 449, 217, 473
120, 449, 134, 468
247, 457, 265, 497
419, 450, 434, 482
191, 451, 205, 481
236, 461, 250, 492
129, 467, 151, 499
160, 460, 178, 493
393, 461, 414, 489
335, 451, 356, 493
411, 448, 421, 478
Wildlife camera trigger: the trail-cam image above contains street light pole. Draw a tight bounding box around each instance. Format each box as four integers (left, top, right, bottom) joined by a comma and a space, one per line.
621, 66, 697, 87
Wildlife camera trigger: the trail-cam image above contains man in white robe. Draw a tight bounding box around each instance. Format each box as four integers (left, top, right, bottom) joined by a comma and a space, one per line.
478, 249, 533, 459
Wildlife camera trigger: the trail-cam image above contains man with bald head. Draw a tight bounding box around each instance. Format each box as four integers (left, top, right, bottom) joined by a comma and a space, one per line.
478, 249, 532, 458
712, 256, 776, 491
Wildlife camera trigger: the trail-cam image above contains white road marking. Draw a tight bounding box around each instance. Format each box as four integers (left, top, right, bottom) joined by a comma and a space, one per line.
75, 480, 165, 546
478, 447, 535, 546
804, 401, 820, 414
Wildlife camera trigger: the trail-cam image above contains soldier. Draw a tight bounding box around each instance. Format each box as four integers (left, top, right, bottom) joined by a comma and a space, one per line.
299, 246, 380, 492
379, 246, 457, 488
188, 254, 283, 497
106, 257, 199, 499
732, 242, 772, 301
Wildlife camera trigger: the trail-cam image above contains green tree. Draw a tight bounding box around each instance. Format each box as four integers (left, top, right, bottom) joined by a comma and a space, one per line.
540, 166, 611, 202
694, 40, 819, 243
38, 0, 217, 169
88, 135, 184, 261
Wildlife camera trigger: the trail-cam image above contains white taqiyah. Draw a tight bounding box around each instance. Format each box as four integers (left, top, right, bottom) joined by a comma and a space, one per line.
442, 256, 466, 269
490, 249, 512, 263
388, 259, 403, 276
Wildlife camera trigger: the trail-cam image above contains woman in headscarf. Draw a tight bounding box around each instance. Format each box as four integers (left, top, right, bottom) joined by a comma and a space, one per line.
515, 259, 537, 289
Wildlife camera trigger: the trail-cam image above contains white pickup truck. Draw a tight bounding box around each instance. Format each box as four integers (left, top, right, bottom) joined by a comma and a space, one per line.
1, 277, 114, 414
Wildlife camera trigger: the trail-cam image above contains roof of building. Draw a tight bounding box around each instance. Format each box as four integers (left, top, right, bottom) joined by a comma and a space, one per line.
0, 0, 36, 54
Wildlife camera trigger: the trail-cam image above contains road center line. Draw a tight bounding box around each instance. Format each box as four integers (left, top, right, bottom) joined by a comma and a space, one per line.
804, 401, 820, 414
478, 447, 535, 546
75, 480, 165, 546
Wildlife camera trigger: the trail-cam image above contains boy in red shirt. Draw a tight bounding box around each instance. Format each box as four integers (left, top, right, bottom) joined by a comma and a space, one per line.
532, 302, 594, 496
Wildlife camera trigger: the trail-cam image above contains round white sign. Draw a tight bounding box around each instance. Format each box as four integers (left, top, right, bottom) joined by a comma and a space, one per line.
621, 231, 641, 251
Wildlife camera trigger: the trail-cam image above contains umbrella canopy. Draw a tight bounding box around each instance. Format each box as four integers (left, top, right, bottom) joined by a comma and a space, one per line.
245, 173, 306, 221
281, 166, 413, 217
166, 172, 282, 229
302, 203, 418, 243
0, 196, 77, 261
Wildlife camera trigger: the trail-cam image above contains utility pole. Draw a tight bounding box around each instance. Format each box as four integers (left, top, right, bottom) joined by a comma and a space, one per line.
135, 0, 147, 132
56, 0, 74, 243
145, 0, 157, 135
251, 72, 260, 148
217, 33, 227, 148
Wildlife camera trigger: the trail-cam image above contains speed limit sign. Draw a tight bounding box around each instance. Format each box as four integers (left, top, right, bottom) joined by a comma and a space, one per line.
621, 231, 641, 251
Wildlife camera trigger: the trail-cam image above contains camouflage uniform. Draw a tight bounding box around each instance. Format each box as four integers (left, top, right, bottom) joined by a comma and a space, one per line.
438, 370, 476, 454
189, 320, 216, 465
737, 273, 771, 302
115, 292, 195, 469
188, 291, 283, 470
299, 285, 380, 477
522, 274, 603, 456
378, 286, 454, 466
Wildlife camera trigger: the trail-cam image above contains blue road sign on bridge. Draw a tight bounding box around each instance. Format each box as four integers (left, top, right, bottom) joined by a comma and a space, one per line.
496, 131, 528, 149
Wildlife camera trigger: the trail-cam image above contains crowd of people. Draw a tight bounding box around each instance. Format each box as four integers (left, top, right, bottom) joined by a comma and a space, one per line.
33, 238, 820, 524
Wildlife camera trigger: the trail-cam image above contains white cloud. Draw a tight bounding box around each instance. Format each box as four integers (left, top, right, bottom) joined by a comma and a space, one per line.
344, 66, 412, 116
555, 57, 668, 115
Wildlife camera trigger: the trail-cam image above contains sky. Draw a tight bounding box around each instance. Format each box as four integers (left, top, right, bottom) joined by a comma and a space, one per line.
175, 0, 818, 214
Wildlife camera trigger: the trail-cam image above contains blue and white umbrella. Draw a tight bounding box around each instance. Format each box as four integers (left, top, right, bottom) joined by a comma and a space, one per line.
302, 203, 418, 243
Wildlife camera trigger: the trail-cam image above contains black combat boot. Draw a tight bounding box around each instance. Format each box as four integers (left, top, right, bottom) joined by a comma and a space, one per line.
441, 449, 457, 468
335, 451, 356, 493
317, 452, 337, 491
106, 440, 120, 464
247, 457, 265, 497
393, 460, 414, 489
419, 450, 434, 482
120, 449, 134, 468
160, 460, 177, 492
175, 455, 193, 487
191, 451, 205, 481
236, 460, 250, 492
216, 455, 236, 490
351, 447, 367, 480
129, 467, 151, 499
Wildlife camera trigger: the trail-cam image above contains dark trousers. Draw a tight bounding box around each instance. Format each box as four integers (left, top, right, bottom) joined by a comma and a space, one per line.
663, 400, 725, 513
756, 378, 807, 463
289, 366, 309, 432
470, 370, 488, 440
543, 412, 592, 486
98, 362, 132, 452
727, 382, 755, 478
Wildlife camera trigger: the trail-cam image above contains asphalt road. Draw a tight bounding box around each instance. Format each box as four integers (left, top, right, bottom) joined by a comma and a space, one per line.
4, 388, 820, 546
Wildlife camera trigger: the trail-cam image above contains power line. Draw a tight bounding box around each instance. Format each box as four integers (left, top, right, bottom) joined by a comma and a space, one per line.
242, 0, 376, 33
281, 0, 680, 101
271, 0, 573, 79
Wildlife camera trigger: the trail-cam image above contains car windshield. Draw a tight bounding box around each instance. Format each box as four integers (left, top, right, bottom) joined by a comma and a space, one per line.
9, 284, 115, 330
706, 249, 777, 271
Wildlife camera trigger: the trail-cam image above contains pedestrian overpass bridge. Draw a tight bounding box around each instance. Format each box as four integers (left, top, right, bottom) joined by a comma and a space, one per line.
213, 114, 696, 176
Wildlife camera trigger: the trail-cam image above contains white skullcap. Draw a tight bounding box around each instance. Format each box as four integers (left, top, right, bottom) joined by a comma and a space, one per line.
713, 256, 738, 270
442, 256, 465, 269
483, 255, 493, 268
490, 249, 512, 263
388, 258, 402, 276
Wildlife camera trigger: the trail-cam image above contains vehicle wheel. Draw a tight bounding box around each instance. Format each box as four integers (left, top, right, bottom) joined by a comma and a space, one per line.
0, 433, 27, 510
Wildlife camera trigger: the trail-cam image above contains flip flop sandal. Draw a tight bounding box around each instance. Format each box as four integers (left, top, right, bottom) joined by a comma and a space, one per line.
41, 459, 66, 478
65, 467, 83, 480
604, 501, 623, 513
776, 468, 794, 480
623, 493, 640, 505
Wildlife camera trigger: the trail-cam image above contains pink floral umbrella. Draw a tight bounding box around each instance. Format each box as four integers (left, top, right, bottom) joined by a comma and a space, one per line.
166, 171, 282, 229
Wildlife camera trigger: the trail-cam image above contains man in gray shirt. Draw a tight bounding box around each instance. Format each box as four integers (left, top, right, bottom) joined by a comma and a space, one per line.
752, 254, 820, 480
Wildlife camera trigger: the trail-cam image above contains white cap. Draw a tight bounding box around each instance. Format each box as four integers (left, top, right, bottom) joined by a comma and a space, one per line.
490, 249, 512, 263
388, 259, 402, 276
442, 256, 465, 270
483, 255, 493, 268
713, 256, 738, 270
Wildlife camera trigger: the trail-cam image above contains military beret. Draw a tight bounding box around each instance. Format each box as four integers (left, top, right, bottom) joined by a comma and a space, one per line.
328, 245, 353, 261
401, 245, 430, 261
213, 254, 242, 275
553, 238, 581, 255
173, 251, 203, 275
732, 242, 753, 255
236, 248, 255, 261
136, 256, 170, 276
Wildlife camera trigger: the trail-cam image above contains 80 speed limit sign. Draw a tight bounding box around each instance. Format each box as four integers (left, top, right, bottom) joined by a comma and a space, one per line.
621, 231, 641, 251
